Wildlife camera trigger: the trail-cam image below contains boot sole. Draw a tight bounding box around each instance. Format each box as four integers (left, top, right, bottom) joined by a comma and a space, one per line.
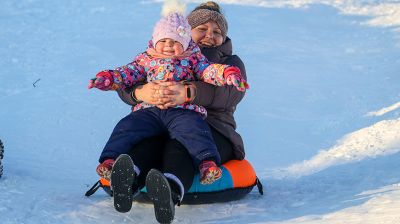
111, 154, 136, 213
146, 169, 175, 224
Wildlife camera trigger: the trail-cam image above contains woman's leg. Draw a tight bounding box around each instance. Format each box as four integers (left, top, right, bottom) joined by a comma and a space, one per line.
145, 126, 236, 222
110, 134, 168, 214
210, 126, 235, 163
162, 139, 195, 194
146, 137, 200, 223
126, 135, 167, 188
161, 125, 236, 194
144, 141, 191, 224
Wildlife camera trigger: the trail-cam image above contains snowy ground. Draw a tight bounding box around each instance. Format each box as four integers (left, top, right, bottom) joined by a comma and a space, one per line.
1, 0, 400, 223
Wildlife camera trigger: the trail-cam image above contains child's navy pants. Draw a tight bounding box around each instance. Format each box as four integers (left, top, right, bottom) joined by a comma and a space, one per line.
99, 107, 220, 166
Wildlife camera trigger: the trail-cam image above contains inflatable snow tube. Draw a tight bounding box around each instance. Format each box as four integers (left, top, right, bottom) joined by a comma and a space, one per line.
85, 159, 263, 204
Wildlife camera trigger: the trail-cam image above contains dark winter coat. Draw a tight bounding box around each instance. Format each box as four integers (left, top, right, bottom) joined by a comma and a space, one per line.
117, 37, 247, 160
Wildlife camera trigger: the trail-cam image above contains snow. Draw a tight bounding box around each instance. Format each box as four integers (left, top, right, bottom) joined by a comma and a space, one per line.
1, 0, 399, 223
366, 101, 400, 117
266, 118, 400, 179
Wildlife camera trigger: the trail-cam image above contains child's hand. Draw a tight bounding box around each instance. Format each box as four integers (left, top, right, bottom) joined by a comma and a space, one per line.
88, 71, 113, 90
223, 67, 249, 92
225, 73, 249, 92
88, 77, 111, 89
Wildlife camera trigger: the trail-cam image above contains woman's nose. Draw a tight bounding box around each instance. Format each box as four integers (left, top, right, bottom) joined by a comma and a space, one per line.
205, 29, 214, 38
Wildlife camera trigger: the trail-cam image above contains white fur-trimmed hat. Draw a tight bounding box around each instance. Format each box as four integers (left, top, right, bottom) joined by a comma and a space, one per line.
152, 0, 191, 50
152, 13, 191, 50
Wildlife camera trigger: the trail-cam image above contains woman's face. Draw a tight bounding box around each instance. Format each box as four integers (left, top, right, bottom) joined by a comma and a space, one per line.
191, 20, 224, 48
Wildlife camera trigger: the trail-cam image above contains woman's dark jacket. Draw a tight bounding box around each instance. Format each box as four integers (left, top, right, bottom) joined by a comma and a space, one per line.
117, 37, 247, 160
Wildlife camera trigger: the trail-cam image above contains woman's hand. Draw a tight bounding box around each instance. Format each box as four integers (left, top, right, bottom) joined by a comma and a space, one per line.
156, 82, 186, 109
135, 81, 187, 109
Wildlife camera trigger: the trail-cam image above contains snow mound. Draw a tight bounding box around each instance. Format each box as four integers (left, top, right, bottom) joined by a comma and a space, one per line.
269, 118, 400, 179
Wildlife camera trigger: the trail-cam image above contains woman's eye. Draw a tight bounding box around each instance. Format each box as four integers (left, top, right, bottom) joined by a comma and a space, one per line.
214, 30, 222, 35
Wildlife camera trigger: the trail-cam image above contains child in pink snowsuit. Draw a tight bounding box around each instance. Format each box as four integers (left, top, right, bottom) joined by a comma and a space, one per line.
89, 12, 248, 185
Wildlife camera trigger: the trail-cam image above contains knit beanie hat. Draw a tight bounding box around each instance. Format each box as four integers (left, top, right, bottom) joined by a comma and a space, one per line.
187, 1, 228, 41
152, 1, 192, 50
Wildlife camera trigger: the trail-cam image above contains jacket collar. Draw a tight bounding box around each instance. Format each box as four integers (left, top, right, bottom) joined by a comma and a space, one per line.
199, 37, 233, 63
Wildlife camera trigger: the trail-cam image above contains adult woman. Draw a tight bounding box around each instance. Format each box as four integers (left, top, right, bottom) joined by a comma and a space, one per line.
115, 1, 247, 223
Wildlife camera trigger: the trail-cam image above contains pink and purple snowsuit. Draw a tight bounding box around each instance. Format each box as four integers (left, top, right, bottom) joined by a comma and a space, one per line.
98, 41, 247, 167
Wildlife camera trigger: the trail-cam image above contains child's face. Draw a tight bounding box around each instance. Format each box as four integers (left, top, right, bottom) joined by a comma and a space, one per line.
155, 38, 184, 56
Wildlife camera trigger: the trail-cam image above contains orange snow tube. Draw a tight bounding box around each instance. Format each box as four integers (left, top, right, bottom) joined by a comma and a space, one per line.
86, 159, 263, 204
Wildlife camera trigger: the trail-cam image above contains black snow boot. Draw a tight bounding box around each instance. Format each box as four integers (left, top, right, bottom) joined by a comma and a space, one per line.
111, 154, 138, 213
146, 169, 183, 224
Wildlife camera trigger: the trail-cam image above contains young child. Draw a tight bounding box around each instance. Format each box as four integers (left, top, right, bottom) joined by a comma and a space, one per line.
89, 7, 248, 186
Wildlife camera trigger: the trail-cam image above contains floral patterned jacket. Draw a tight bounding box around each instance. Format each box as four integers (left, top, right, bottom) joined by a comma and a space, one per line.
98, 40, 245, 117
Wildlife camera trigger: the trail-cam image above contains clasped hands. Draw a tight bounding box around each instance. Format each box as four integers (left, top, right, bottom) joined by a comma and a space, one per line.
134, 81, 187, 109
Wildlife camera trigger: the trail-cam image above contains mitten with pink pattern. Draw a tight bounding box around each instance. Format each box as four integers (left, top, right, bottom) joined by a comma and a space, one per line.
223, 67, 249, 92
88, 71, 114, 90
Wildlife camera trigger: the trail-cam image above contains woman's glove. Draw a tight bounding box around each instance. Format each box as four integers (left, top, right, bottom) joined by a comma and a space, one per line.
88, 71, 114, 90
223, 67, 249, 92
96, 159, 115, 181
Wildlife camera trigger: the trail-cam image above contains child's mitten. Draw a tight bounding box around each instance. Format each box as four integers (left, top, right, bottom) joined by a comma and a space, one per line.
224, 67, 249, 92
88, 71, 114, 90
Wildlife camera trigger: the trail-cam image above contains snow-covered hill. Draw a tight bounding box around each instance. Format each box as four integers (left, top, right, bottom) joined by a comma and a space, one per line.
1, 0, 399, 223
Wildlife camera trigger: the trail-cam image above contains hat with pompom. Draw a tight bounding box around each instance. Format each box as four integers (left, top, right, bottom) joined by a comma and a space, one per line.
152, 0, 191, 50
